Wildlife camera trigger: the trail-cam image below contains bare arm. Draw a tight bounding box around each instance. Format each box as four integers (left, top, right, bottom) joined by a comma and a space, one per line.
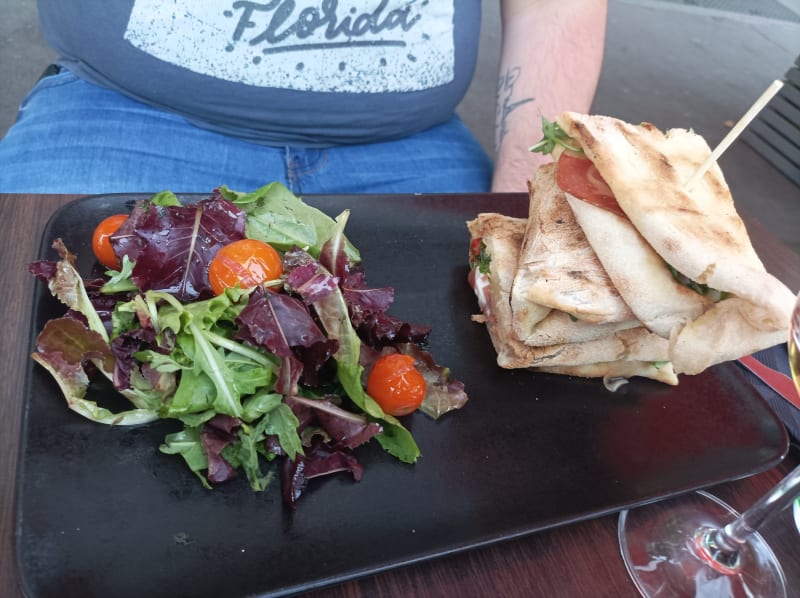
493, 0, 607, 191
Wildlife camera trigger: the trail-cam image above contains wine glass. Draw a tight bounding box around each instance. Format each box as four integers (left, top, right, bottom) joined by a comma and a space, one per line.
617, 291, 800, 597
794, 497, 800, 534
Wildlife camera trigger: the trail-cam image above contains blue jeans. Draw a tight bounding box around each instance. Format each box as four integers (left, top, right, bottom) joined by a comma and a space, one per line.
0, 70, 493, 195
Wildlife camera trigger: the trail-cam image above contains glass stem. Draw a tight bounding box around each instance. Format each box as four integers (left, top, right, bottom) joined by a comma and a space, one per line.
712, 465, 800, 554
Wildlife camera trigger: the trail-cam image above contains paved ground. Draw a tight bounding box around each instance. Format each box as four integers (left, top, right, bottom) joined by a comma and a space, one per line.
1, 0, 799, 248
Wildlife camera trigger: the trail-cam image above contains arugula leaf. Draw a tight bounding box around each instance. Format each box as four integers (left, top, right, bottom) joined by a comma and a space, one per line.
241, 391, 283, 422
177, 410, 217, 427
218, 403, 301, 490
131, 289, 276, 420
221, 426, 275, 492
101, 255, 138, 294
165, 367, 215, 417
529, 117, 583, 155
261, 403, 304, 461
160, 427, 212, 488
186, 322, 244, 417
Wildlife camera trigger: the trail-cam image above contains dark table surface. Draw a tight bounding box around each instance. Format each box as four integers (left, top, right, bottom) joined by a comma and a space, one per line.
2, 190, 799, 597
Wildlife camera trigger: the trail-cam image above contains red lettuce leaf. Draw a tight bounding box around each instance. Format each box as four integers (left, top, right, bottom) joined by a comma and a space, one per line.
237, 287, 327, 351
396, 343, 469, 419
318, 212, 351, 281
110, 327, 160, 391
30, 259, 128, 336
111, 196, 246, 301
341, 269, 394, 315
286, 395, 382, 450
341, 267, 431, 346
35, 316, 115, 374
287, 244, 431, 349
293, 340, 339, 387
277, 395, 381, 507
83, 278, 132, 333
281, 437, 364, 508
284, 249, 339, 303
355, 313, 431, 347
361, 343, 469, 420
201, 415, 242, 483
28, 259, 58, 281
236, 287, 340, 392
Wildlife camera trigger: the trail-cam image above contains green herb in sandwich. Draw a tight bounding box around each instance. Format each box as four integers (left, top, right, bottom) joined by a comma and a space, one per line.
469, 239, 492, 275
666, 263, 730, 301
528, 117, 583, 156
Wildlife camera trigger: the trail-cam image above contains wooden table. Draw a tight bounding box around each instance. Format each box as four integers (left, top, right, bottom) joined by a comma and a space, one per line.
2, 193, 799, 597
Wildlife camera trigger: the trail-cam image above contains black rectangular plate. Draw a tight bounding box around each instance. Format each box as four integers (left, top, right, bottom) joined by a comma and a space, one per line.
16, 193, 789, 598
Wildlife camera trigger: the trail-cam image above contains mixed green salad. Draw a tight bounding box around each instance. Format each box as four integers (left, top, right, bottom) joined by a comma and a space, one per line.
29, 183, 467, 507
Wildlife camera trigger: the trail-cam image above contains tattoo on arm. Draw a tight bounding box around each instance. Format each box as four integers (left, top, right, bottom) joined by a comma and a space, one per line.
495, 66, 534, 152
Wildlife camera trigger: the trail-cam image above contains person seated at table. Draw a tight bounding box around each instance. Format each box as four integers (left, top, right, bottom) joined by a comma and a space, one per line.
0, 0, 607, 195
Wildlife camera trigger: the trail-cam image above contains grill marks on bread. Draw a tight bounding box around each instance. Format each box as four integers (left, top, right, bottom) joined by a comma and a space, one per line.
467, 212, 675, 383
512, 164, 635, 326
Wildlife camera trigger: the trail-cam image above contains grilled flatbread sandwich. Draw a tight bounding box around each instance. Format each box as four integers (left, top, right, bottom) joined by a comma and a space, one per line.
467, 212, 678, 384
467, 112, 793, 385
549, 112, 793, 374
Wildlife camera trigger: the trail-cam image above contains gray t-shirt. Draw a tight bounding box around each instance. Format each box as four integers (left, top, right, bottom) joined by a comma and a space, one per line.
38, 0, 482, 146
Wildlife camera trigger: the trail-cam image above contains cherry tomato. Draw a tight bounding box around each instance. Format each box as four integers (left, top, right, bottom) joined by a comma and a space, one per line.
366, 353, 427, 416
555, 152, 626, 218
92, 214, 129, 269
208, 238, 283, 295
469, 237, 482, 262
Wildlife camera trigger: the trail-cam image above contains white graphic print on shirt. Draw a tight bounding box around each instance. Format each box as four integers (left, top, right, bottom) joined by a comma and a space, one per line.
124, 0, 455, 93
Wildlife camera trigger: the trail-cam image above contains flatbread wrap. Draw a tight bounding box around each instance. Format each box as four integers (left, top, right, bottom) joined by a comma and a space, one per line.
544, 112, 794, 374
511, 163, 639, 346
467, 112, 793, 386
467, 212, 678, 384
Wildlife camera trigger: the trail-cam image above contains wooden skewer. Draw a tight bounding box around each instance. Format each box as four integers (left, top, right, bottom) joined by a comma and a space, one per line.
684, 79, 784, 189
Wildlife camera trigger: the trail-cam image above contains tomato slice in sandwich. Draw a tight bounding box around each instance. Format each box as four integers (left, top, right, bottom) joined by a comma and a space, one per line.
555, 152, 626, 218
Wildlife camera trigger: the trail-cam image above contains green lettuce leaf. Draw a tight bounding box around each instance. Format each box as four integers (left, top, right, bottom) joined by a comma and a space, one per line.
219, 182, 360, 261
46, 239, 109, 342
307, 214, 421, 463
159, 428, 212, 488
